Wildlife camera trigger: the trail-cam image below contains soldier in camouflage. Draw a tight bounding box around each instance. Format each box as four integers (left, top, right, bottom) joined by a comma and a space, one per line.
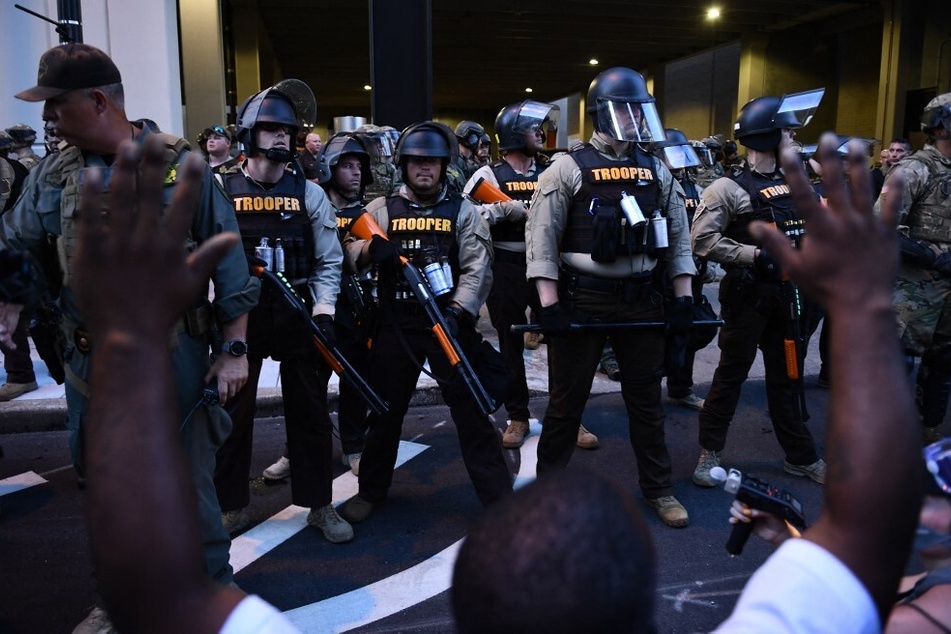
5, 124, 42, 171
356, 124, 401, 203
877, 92, 951, 442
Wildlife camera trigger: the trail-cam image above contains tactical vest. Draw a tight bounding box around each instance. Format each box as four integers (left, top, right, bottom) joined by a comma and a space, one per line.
724, 164, 800, 246
561, 143, 663, 259
681, 177, 701, 226
56, 132, 189, 287
386, 194, 461, 303
489, 158, 548, 243
220, 168, 313, 282
333, 200, 364, 241
905, 148, 951, 244
0, 158, 14, 211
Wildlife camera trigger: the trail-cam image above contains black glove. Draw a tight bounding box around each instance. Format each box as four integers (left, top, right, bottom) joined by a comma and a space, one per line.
753, 248, 782, 282
539, 302, 572, 338
665, 296, 693, 370
898, 234, 937, 269
314, 313, 337, 348
443, 305, 463, 339
934, 253, 951, 278
368, 235, 400, 271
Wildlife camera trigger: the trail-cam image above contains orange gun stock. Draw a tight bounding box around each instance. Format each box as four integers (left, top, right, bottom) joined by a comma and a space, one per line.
468, 177, 513, 204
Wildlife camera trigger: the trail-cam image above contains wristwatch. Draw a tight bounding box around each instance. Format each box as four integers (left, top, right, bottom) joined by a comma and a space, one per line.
223, 339, 248, 356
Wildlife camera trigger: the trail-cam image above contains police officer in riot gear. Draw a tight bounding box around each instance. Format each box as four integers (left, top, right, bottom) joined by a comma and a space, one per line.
319, 132, 376, 473
691, 93, 827, 488
655, 128, 710, 411
357, 123, 401, 203
213, 79, 353, 543
447, 120, 485, 194
878, 92, 951, 442
526, 67, 695, 527
339, 121, 511, 524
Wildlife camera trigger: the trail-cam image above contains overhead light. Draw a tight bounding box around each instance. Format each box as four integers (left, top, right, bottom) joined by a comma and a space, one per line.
363, 85, 372, 91
589, 58, 599, 66
706, 6, 721, 20
525, 87, 533, 93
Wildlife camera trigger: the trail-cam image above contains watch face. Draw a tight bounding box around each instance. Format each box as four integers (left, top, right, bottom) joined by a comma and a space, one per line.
227, 340, 248, 356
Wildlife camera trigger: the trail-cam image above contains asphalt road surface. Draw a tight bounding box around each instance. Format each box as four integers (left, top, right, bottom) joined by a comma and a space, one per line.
1, 376, 838, 633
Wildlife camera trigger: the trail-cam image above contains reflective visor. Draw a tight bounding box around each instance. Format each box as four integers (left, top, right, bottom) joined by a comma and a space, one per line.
925, 438, 951, 495
660, 144, 702, 170
775, 88, 825, 129
596, 100, 665, 142
514, 101, 561, 134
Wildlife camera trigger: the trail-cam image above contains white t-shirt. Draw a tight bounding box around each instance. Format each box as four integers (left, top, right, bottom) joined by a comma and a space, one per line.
220, 595, 300, 634
715, 538, 879, 633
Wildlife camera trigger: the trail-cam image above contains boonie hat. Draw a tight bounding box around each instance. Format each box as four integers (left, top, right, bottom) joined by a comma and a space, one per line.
16, 43, 122, 102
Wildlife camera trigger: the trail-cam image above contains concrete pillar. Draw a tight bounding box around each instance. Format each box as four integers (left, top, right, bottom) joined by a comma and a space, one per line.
736, 33, 769, 110
179, 0, 227, 146
370, 0, 432, 129
230, 0, 262, 106
875, 0, 911, 146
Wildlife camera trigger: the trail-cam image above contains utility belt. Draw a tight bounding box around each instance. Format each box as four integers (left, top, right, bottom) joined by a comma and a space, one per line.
62, 302, 215, 355
560, 265, 657, 303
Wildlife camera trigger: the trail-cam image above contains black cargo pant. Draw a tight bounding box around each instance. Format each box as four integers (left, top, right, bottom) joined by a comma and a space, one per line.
484, 249, 539, 423
538, 283, 675, 499
357, 304, 512, 507
698, 271, 819, 465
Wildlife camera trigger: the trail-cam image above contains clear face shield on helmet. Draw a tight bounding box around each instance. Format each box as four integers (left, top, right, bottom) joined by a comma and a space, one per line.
691, 142, 715, 169
775, 88, 825, 131
659, 143, 702, 170
513, 101, 560, 140
925, 438, 951, 495
595, 99, 665, 143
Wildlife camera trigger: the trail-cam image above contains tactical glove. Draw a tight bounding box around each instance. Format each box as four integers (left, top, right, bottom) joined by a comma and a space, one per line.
368, 235, 400, 271
753, 249, 782, 282
539, 302, 572, 338
314, 313, 337, 348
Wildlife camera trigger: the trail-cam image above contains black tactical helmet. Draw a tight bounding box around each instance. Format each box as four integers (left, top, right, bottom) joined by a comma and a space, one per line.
922, 93, 951, 136
454, 120, 485, 152
236, 79, 316, 163
494, 100, 560, 152
585, 67, 665, 142
395, 121, 458, 181
733, 96, 784, 152
316, 132, 373, 189
6, 124, 37, 148
655, 128, 701, 169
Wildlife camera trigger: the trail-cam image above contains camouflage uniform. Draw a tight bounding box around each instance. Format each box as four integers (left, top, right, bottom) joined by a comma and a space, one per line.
881, 145, 951, 355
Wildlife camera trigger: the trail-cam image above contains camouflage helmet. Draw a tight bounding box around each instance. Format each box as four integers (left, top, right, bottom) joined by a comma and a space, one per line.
922, 93, 951, 135
0, 130, 15, 152
6, 124, 37, 148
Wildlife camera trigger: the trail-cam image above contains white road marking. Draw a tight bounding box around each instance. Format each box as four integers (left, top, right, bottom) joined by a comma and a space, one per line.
280, 419, 541, 632
230, 441, 428, 573
0, 471, 47, 496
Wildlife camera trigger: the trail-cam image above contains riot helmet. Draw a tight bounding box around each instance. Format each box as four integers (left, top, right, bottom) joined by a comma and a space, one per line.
316, 132, 373, 191
691, 140, 715, 169
495, 100, 560, 153
922, 93, 951, 138
0, 131, 14, 153
734, 89, 824, 152
455, 120, 485, 152
356, 124, 393, 158
236, 79, 316, 163
654, 128, 701, 170
395, 121, 458, 183
586, 67, 665, 143
380, 126, 401, 153
6, 124, 36, 148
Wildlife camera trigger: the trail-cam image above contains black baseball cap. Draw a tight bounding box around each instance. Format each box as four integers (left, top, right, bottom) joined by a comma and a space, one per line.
15, 43, 122, 102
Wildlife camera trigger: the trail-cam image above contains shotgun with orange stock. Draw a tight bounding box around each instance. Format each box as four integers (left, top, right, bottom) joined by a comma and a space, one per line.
348, 211, 498, 417
773, 220, 809, 423
467, 176, 513, 204
247, 257, 388, 415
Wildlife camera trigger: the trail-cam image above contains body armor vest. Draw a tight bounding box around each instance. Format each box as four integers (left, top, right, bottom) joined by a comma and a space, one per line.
681, 176, 701, 226
489, 157, 548, 243
386, 194, 461, 303
220, 167, 313, 282
57, 132, 188, 287
724, 164, 800, 246
562, 143, 663, 259
905, 148, 951, 244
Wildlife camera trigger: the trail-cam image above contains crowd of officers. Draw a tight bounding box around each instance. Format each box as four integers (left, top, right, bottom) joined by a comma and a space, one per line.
4, 41, 951, 630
